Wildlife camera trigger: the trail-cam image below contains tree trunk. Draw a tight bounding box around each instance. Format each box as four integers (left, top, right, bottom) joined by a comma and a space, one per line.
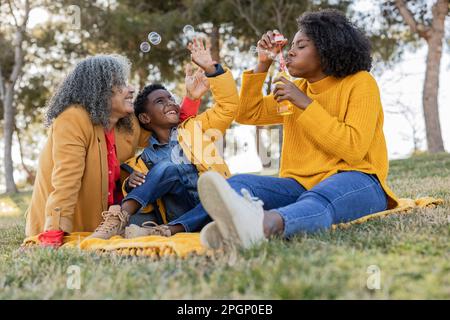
3, 82, 18, 193
209, 25, 221, 63
2, 6, 29, 193
15, 125, 36, 185
422, 0, 447, 153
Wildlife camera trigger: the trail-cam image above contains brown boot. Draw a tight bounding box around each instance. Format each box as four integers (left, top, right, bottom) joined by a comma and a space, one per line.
124, 221, 171, 239
87, 205, 131, 240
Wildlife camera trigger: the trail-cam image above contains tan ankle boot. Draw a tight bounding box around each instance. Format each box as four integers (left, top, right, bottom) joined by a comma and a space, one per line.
87, 205, 130, 240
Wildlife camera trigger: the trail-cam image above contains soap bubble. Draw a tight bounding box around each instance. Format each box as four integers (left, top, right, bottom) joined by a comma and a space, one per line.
140, 42, 151, 53
183, 24, 195, 37
148, 32, 161, 45
183, 25, 195, 34
224, 56, 233, 66
171, 93, 182, 105
249, 45, 258, 55
249, 45, 277, 60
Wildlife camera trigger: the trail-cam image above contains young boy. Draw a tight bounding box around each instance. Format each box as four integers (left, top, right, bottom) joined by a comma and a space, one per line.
88, 37, 239, 239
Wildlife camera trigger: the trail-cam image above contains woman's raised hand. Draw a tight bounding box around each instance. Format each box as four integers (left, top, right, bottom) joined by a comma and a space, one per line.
185, 63, 210, 100
254, 30, 288, 73
187, 36, 217, 74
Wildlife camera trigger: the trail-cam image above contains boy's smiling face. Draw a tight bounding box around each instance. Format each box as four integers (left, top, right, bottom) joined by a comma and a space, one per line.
137, 89, 181, 129
286, 31, 323, 80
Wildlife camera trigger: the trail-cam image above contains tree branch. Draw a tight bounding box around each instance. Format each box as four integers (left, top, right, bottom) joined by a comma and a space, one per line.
22, 0, 30, 28
395, 0, 431, 39
14, 123, 36, 184
0, 64, 5, 101
271, 0, 284, 33
431, 0, 449, 33
9, 0, 30, 84
6, 0, 19, 27
231, 0, 261, 36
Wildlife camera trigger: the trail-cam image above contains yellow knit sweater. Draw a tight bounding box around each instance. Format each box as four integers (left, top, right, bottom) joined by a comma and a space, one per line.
237, 70, 399, 209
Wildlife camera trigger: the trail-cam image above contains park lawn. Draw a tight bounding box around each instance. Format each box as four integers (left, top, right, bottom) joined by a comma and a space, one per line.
0, 153, 449, 299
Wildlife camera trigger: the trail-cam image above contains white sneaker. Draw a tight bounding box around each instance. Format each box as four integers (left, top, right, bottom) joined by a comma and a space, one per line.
200, 221, 223, 249
198, 171, 267, 249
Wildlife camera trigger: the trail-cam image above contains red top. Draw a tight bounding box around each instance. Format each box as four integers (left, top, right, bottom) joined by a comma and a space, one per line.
105, 129, 122, 206
179, 96, 201, 122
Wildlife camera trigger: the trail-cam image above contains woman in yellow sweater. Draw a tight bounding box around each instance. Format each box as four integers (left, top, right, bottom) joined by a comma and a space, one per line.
195, 9, 400, 249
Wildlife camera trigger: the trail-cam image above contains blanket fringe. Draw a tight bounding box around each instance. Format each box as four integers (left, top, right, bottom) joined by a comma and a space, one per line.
21, 196, 444, 258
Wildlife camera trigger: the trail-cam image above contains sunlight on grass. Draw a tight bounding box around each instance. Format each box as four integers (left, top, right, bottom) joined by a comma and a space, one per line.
0, 192, 31, 217
0, 198, 21, 216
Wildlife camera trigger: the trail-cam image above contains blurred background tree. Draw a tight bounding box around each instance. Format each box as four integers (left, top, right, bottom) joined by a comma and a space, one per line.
380, 0, 449, 154
0, 0, 448, 194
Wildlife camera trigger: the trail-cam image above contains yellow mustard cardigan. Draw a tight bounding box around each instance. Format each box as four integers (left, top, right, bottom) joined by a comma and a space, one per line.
236, 70, 399, 209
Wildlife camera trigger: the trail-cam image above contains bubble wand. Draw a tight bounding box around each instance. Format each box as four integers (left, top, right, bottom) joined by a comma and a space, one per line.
273, 32, 294, 116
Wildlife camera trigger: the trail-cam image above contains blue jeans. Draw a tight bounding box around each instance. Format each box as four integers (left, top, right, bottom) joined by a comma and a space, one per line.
123, 161, 200, 223
170, 171, 388, 237
168, 174, 305, 232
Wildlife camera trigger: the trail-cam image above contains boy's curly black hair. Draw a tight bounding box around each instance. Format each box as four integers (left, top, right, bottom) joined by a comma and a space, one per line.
297, 9, 372, 78
133, 83, 167, 120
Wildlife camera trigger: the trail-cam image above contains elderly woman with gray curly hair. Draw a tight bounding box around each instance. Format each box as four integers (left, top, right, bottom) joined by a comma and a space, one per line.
25, 54, 205, 246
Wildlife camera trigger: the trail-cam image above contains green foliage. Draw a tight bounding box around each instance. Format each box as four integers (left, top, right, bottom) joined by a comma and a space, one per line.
46, 0, 354, 85
0, 33, 14, 81
0, 33, 14, 119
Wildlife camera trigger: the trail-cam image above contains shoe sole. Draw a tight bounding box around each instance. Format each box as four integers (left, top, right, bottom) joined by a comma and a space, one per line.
200, 221, 223, 249
87, 226, 127, 240
198, 172, 251, 248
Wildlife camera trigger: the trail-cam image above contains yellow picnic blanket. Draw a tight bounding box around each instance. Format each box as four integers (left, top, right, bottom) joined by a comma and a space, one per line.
21, 197, 444, 258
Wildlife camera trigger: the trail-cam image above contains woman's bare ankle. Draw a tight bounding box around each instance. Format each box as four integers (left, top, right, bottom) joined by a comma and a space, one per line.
263, 210, 284, 238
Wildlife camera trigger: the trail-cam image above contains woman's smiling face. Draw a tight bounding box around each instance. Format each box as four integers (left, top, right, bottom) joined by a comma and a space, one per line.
111, 84, 135, 119
286, 31, 323, 80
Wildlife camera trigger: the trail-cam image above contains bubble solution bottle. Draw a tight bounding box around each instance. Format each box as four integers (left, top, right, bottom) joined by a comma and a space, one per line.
273, 31, 294, 116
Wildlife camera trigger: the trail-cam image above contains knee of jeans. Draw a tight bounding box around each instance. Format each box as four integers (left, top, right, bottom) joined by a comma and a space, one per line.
228, 177, 255, 196
296, 190, 330, 207
153, 161, 179, 178
228, 174, 254, 183
227, 174, 255, 189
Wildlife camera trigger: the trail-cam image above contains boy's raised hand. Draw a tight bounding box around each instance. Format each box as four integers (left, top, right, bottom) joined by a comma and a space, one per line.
187, 36, 217, 74
185, 63, 210, 100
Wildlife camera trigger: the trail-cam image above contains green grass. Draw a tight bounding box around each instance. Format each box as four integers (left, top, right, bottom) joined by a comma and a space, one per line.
0, 154, 449, 299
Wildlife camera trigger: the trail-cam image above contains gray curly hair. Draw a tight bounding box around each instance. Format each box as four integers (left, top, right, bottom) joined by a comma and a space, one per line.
45, 54, 133, 132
